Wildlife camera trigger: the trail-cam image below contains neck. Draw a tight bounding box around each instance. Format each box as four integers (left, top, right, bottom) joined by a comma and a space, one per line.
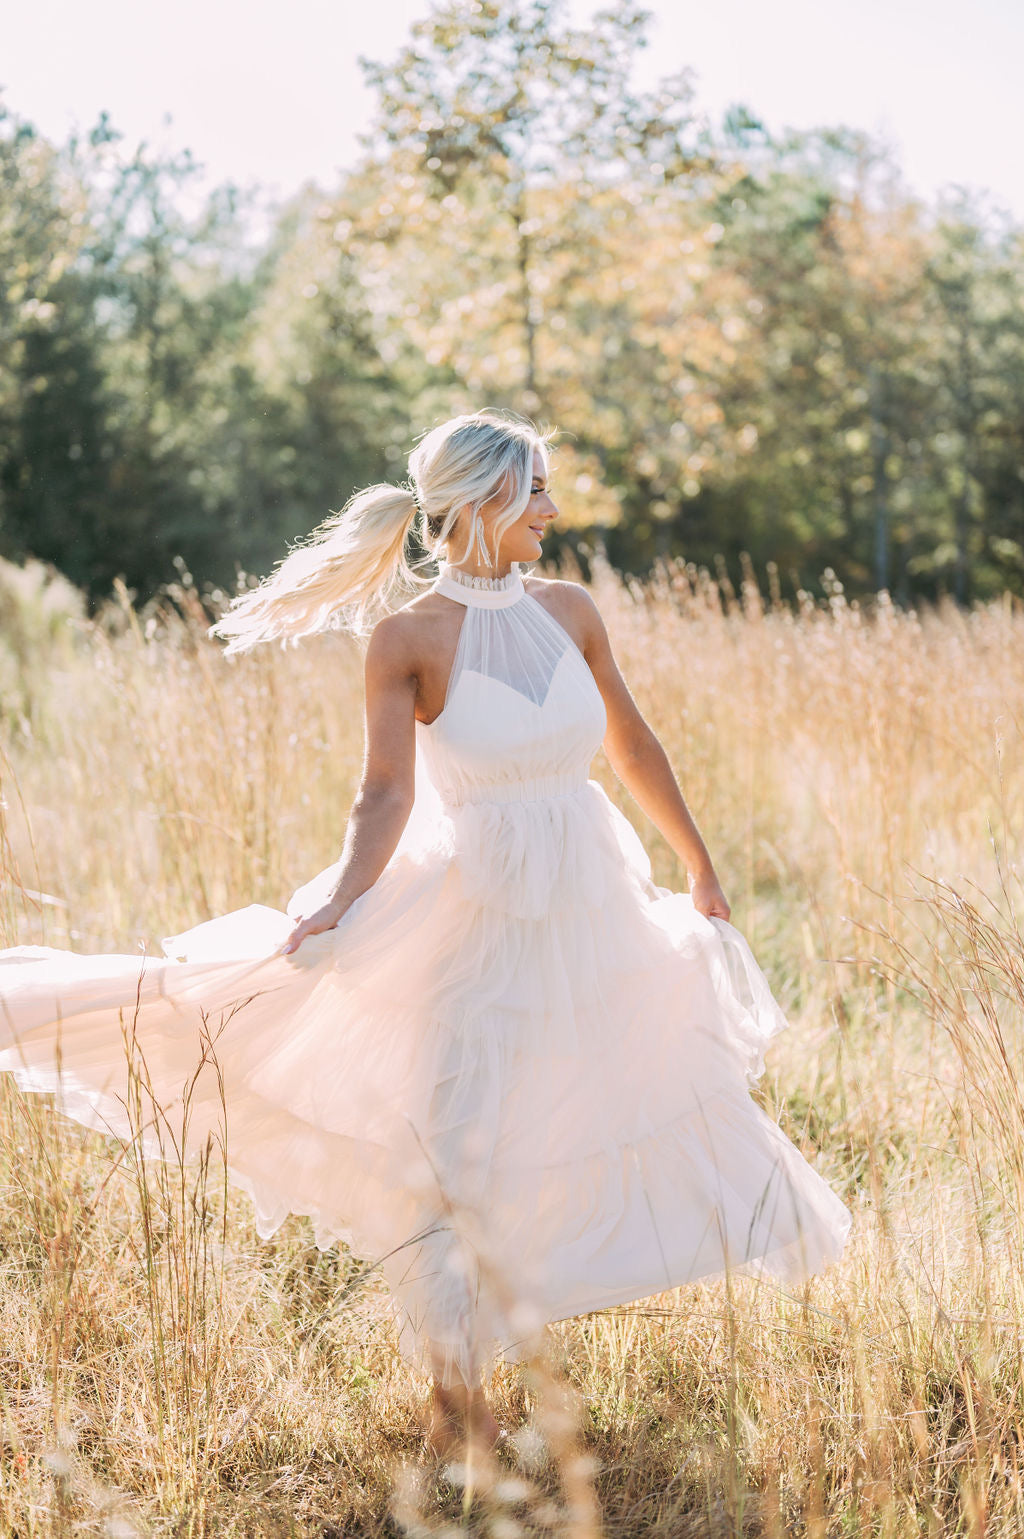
442, 548, 513, 580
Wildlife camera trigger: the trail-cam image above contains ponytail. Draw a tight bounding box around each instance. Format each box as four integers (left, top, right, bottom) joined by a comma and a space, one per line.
210, 483, 422, 653
211, 408, 552, 654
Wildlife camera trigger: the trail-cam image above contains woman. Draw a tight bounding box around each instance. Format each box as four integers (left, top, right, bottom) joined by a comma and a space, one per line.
0, 408, 852, 1456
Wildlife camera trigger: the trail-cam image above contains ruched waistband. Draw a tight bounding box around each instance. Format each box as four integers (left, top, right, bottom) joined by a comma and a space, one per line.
443, 771, 589, 808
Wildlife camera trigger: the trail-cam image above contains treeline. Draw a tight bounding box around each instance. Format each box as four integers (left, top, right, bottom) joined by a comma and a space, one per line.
1, 0, 1022, 609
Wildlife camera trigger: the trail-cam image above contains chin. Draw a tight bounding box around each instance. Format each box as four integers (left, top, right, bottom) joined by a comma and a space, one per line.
505, 538, 544, 563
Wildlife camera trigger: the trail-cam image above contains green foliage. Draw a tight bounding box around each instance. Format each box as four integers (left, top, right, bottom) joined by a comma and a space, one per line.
0, 0, 1022, 607
0, 104, 407, 603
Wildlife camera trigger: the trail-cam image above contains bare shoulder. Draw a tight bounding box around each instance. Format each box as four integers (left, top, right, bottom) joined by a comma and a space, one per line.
523, 571, 605, 641
524, 569, 599, 609
365, 607, 423, 676
366, 590, 460, 679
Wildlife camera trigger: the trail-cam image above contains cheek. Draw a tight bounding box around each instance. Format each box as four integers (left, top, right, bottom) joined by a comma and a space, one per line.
493, 510, 530, 536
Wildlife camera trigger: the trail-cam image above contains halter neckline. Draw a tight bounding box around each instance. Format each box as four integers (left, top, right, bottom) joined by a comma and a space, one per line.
433, 561, 526, 609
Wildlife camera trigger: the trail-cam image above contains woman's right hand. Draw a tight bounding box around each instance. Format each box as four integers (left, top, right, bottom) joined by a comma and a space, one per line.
282, 900, 345, 956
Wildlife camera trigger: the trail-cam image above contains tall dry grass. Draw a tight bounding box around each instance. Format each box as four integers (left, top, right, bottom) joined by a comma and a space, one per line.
0, 550, 1022, 1535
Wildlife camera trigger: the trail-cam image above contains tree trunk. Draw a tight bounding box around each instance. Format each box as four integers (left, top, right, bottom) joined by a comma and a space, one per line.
514, 189, 537, 404
868, 363, 889, 593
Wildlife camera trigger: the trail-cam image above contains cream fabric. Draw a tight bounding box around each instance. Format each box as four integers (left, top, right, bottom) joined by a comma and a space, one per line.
0, 562, 851, 1386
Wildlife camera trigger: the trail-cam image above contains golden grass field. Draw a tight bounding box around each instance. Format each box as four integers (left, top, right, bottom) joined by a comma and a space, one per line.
0, 550, 1022, 1537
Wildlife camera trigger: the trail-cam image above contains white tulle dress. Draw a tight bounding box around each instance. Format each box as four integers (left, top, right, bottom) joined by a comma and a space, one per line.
0, 561, 851, 1386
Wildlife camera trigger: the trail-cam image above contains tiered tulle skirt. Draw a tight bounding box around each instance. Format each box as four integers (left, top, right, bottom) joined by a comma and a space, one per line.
0, 778, 852, 1386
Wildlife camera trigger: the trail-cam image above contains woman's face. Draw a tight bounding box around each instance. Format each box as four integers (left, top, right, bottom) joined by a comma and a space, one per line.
451, 448, 559, 568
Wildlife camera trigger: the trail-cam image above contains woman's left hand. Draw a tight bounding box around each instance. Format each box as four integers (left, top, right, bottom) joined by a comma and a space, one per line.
689, 869, 731, 922
282, 900, 345, 955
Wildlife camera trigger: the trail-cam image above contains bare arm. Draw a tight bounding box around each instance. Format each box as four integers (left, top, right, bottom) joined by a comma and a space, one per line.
569, 584, 731, 921
282, 614, 418, 954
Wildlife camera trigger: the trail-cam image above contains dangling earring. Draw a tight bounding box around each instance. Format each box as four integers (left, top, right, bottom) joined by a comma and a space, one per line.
473, 510, 495, 574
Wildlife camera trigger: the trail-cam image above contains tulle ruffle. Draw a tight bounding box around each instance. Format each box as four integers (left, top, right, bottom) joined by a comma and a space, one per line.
0, 578, 852, 1388
0, 772, 851, 1388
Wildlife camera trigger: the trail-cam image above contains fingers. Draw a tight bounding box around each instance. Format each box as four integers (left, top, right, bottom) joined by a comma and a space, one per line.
281, 913, 338, 955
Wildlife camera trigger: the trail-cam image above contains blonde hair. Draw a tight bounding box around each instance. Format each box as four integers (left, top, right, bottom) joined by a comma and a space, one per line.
210, 408, 554, 652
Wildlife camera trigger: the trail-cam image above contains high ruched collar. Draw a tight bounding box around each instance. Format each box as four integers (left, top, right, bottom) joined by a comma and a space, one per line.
433, 561, 526, 608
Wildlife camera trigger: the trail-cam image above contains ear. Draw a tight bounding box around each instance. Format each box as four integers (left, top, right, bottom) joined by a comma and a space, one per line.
445, 508, 474, 562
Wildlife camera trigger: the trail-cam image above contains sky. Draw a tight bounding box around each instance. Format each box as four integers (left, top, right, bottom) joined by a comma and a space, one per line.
3, 0, 1021, 224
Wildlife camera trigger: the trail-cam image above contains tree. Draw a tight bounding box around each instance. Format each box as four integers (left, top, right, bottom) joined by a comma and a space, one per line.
356, 0, 715, 406
923, 196, 1024, 602
0, 104, 409, 600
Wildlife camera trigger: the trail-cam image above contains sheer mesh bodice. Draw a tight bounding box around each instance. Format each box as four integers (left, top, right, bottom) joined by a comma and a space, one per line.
416, 561, 606, 808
